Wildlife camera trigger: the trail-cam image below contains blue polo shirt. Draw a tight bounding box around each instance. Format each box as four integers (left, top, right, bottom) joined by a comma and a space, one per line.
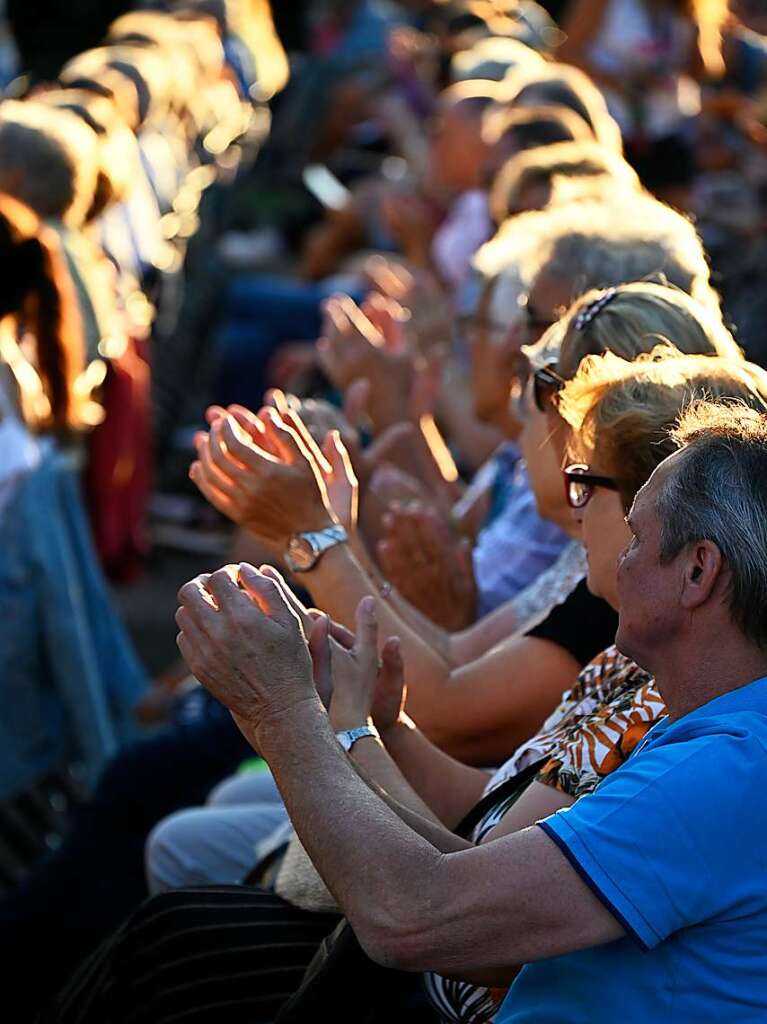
498, 674, 767, 1023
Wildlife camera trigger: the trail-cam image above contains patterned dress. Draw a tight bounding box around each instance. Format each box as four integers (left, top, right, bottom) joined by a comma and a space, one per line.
423, 646, 665, 1023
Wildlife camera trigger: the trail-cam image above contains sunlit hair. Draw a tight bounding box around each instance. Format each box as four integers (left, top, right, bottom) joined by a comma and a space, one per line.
450, 35, 545, 82
540, 279, 740, 383
498, 61, 623, 153
558, 345, 765, 510
658, 400, 767, 648
514, 193, 720, 316
0, 193, 97, 432
483, 103, 595, 151
490, 139, 640, 221
0, 102, 99, 228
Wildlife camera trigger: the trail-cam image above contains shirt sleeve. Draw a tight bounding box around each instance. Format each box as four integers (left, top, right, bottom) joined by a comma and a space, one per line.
527, 581, 618, 667
538, 727, 767, 949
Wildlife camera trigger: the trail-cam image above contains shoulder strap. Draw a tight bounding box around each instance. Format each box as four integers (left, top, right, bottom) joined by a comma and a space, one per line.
455, 757, 549, 839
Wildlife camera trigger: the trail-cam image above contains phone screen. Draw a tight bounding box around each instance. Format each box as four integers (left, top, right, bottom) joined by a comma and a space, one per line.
302, 164, 352, 212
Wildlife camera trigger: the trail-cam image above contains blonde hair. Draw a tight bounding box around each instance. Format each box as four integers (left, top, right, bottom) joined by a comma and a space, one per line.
558, 346, 767, 508
490, 139, 640, 221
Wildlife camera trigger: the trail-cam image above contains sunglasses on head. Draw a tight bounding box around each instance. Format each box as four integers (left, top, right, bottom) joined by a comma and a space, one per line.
564, 463, 620, 509
532, 361, 567, 413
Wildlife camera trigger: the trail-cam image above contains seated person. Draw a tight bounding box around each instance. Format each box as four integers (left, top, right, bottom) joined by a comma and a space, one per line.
49, 358, 767, 1023
141, 283, 747, 900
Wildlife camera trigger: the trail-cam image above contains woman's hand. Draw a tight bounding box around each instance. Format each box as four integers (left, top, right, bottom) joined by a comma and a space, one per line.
378, 502, 477, 631
327, 597, 404, 732
191, 405, 337, 548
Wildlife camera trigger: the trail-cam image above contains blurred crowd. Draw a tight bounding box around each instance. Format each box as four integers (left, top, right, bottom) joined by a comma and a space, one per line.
2, 1, 767, 1022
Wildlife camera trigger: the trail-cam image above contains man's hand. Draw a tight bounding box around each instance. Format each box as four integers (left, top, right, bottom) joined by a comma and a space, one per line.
378, 503, 477, 631
190, 406, 337, 548
176, 564, 317, 736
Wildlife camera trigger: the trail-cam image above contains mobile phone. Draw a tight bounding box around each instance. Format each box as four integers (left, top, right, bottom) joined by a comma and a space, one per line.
302, 164, 352, 212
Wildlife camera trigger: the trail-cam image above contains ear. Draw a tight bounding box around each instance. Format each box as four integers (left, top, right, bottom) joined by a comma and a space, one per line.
679, 540, 724, 612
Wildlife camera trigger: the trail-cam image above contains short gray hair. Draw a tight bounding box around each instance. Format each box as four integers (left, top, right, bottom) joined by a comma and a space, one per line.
656, 402, 767, 649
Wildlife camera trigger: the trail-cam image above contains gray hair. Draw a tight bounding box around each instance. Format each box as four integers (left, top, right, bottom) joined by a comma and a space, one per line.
656, 402, 767, 649
518, 194, 720, 314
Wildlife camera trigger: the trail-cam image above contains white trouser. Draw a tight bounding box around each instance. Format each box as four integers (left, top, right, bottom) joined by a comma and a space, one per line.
145, 769, 290, 894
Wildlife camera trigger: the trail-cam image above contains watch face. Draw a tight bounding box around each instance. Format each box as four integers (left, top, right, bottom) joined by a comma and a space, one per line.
287, 536, 316, 572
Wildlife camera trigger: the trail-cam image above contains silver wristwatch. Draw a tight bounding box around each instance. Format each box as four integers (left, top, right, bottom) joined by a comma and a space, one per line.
284, 524, 348, 573
336, 724, 379, 753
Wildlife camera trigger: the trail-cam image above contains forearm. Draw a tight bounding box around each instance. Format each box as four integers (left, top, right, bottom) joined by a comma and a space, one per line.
381, 718, 490, 827
345, 733, 450, 829
447, 600, 518, 667
242, 700, 468, 957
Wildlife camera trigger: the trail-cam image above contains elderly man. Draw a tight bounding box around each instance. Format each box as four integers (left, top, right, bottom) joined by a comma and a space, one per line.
176, 401, 767, 1022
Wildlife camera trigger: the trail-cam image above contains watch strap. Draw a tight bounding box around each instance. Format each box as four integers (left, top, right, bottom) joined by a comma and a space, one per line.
336, 724, 380, 753
286, 524, 348, 573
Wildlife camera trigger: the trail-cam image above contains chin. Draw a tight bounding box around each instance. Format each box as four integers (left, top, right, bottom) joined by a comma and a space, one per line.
614, 618, 640, 664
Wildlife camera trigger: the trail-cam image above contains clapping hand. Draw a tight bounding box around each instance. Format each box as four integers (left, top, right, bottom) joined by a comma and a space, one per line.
378, 502, 477, 631
191, 405, 338, 547
176, 564, 317, 737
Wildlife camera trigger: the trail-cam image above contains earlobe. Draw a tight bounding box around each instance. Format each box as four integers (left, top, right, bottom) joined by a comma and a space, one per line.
680, 541, 723, 610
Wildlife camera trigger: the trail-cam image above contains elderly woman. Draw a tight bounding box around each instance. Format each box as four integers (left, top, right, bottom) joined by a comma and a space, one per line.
46, 330, 767, 1024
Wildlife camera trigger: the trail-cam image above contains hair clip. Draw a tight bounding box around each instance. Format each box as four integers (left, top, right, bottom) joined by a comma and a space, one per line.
574, 288, 618, 330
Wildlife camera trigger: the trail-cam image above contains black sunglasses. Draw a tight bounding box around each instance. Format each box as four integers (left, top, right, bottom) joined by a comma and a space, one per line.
564, 463, 620, 509
533, 362, 567, 413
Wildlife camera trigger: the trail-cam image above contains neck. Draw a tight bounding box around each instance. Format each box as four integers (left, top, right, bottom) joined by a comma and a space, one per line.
650, 628, 767, 721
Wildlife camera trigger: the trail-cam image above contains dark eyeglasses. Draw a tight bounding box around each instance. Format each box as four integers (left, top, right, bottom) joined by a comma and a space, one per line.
564, 463, 620, 509
533, 362, 567, 413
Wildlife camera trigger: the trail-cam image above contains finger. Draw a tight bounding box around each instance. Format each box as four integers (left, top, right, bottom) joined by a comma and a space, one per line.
281, 408, 332, 475
380, 635, 403, 682
205, 565, 249, 613
240, 563, 306, 633
189, 460, 237, 518
194, 434, 241, 498
264, 388, 290, 415
353, 595, 379, 665
205, 405, 227, 425
308, 614, 333, 708
258, 565, 313, 633
365, 421, 415, 469
338, 294, 381, 346
208, 420, 255, 480
322, 430, 358, 489
226, 404, 265, 441
326, 616, 356, 650
178, 573, 218, 619
258, 407, 310, 466
218, 416, 279, 470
